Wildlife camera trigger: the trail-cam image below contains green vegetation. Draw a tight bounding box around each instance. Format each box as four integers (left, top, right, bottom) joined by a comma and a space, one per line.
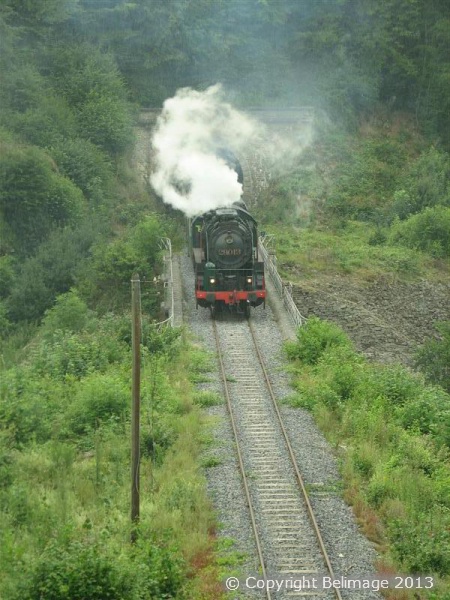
415, 322, 450, 393
257, 117, 449, 284
262, 223, 432, 280
0, 301, 222, 598
1, 0, 449, 597
286, 318, 450, 597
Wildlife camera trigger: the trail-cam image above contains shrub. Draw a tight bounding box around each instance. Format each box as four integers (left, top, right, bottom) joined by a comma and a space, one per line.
390, 206, 450, 258
393, 147, 450, 219
33, 331, 109, 380
7, 221, 98, 322
366, 471, 395, 508
193, 390, 222, 407
354, 363, 418, 408
0, 256, 16, 299
316, 345, 363, 400
42, 290, 89, 334
415, 321, 450, 393
0, 368, 58, 445
47, 46, 133, 156
51, 137, 114, 205
132, 537, 186, 599
77, 92, 133, 156
17, 542, 131, 600
299, 380, 342, 409
0, 431, 14, 488
288, 317, 352, 365
69, 373, 129, 436
142, 322, 182, 358
0, 145, 85, 255
0, 300, 12, 338
398, 386, 450, 446
82, 215, 166, 313
390, 517, 450, 575
8, 94, 77, 149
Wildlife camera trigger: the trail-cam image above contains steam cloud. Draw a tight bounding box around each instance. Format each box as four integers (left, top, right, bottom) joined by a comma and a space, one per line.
150, 85, 261, 216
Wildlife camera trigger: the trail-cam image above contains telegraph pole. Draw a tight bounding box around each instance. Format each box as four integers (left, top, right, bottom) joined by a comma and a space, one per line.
131, 273, 141, 543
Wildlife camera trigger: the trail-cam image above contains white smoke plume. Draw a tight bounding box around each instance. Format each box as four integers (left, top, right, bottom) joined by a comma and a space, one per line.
150, 85, 261, 216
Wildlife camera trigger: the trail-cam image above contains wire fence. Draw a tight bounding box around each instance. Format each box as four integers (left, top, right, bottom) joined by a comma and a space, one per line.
154, 235, 306, 330
259, 236, 306, 330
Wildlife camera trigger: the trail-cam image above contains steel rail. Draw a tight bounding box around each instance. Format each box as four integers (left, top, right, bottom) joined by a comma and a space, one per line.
248, 319, 343, 600
212, 319, 271, 600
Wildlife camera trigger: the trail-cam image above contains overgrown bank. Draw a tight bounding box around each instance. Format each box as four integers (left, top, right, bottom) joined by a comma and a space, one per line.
0, 293, 223, 599
255, 112, 450, 368
285, 318, 450, 599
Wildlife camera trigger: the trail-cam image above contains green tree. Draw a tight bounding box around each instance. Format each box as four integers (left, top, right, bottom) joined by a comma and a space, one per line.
393, 147, 450, 219
42, 289, 89, 334
51, 137, 114, 206
45, 45, 133, 155
390, 206, 450, 258
0, 145, 85, 255
7, 221, 99, 322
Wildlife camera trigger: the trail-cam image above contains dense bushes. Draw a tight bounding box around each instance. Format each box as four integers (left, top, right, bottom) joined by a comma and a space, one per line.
392, 147, 450, 220
0, 306, 209, 598
79, 213, 166, 313
46, 46, 133, 156
18, 542, 132, 600
51, 137, 115, 206
6, 221, 99, 323
16, 538, 187, 600
0, 12, 138, 329
286, 316, 352, 364
287, 318, 450, 590
415, 321, 450, 393
0, 145, 85, 255
390, 206, 450, 258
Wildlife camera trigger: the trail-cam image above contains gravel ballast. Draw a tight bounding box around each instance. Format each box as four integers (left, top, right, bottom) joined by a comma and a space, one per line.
180, 253, 383, 599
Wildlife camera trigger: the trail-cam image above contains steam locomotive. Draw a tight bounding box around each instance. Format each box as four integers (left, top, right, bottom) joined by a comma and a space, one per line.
191, 196, 266, 318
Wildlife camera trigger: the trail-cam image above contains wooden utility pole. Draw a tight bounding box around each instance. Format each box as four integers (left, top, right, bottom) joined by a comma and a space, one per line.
131, 273, 141, 543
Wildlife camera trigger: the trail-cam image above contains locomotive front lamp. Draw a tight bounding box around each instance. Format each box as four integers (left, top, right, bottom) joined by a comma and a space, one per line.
210, 278, 216, 284
247, 277, 252, 284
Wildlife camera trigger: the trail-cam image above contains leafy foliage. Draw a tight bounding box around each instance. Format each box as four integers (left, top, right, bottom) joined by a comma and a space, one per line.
0, 145, 85, 255
415, 321, 450, 393
286, 317, 352, 365
392, 147, 450, 219
17, 542, 131, 600
69, 373, 129, 436
286, 317, 450, 591
80, 214, 165, 313
390, 206, 450, 257
50, 137, 115, 206
42, 290, 90, 334
7, 221, 99, 322
45, 45, 133, 155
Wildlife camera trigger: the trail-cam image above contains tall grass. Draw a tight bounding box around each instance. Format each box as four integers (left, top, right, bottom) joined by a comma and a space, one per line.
0, 308, 220, 599
286, 318, 450, 598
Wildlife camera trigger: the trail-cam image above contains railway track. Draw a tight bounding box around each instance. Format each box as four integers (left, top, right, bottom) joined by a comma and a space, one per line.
212, 315, 342, 599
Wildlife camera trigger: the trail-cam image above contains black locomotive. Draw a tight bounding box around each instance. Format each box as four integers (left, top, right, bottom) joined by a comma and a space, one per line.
191, 200, 266, 317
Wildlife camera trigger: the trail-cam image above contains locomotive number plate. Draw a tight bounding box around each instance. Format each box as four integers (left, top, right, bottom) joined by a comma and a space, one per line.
218, 249, 241, 256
